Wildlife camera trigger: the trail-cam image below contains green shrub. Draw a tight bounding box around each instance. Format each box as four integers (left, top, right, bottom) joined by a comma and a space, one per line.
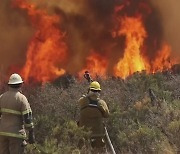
21, 72, 180, 153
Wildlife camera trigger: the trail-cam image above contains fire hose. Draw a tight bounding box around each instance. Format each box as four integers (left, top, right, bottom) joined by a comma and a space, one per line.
22, 140, 45, 153
83, 71, 116, 154
104, 126, 116, 154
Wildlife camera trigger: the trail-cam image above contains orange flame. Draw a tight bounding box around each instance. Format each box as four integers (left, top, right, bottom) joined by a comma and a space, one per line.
14, 0, 68, 83
114, 16, 148, 78
152, 44, 175, 72
113, 14, 176, 78
10, 0, 178, 83
79, 50, 108, 78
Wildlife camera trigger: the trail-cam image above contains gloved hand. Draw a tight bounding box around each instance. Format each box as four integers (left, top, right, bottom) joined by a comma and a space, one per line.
28, 129, 35, 144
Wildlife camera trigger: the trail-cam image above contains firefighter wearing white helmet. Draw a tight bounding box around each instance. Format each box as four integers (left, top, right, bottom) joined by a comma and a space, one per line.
8, 73, 24, 84
0, 73, 35, 154
78, 81, 110, 153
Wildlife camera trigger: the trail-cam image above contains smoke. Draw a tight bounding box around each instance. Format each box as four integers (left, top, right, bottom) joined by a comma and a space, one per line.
0, 0, 33, 75
150, 0, 180, 60
0, 0, 179, 80
28, 0, 119, 73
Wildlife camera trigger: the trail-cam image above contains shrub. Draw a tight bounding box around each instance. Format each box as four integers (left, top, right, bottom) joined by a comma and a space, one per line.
21, 72, 180, 153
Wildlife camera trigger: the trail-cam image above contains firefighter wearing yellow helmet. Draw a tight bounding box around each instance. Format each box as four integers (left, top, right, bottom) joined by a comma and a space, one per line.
0, 73, 35, 154
78, 81, 110, 153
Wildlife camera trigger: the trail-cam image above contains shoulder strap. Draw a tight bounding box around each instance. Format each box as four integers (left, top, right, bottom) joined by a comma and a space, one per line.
87, 97, 98, 107
81, 97, 103, 114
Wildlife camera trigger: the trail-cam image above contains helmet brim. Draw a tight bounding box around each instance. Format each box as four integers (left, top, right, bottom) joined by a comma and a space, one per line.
8, 81, 24, 85
90, 87, 101, 91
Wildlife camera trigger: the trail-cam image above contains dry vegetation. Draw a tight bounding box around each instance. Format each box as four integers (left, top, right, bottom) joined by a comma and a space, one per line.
1, 72, 180, 154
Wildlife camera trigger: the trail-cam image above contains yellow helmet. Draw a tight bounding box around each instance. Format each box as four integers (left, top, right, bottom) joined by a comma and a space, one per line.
89, 81, 101, 91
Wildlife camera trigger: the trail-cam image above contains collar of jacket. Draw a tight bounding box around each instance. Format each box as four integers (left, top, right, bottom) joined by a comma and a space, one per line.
9, 87, 20, 92
87, 92, 100, 101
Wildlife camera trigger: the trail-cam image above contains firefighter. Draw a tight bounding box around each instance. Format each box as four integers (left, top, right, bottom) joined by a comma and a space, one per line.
0, 73, 35, 154
78, 81, 110, 153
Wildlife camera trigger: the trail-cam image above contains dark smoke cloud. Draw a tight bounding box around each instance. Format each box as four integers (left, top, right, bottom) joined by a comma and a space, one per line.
0, 0, 33, 76
31, 0, 120, 73
58, 0, 172, 73
151, 0, 180, 60
54, 0, 124, 74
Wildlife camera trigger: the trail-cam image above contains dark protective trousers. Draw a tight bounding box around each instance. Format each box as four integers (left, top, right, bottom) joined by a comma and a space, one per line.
0, 135, 24, 154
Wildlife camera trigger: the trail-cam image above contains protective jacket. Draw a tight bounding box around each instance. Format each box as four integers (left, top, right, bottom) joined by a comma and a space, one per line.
0, 88, 34, 139
78, 92, 109, 137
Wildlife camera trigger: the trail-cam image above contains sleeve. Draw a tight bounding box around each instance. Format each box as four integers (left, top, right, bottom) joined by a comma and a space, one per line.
98, 100, 110, 118
78, 95, 86, 106
0, 94, 2, 119
21, 95, 34, 129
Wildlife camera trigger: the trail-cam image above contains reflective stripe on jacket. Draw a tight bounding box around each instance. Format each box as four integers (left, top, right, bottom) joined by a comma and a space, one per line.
0, 88, 33, 139
0, 108, 32, 115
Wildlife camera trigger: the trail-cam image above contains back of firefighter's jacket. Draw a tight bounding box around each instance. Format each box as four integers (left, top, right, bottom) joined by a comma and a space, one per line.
0, 88, 32, 139
78, 95, 109, 137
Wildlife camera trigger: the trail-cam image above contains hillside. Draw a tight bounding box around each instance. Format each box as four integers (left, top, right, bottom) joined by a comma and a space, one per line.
1, 72, 180, 154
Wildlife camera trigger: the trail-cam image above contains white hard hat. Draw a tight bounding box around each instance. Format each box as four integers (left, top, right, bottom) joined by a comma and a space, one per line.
8, 73, 23, 85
